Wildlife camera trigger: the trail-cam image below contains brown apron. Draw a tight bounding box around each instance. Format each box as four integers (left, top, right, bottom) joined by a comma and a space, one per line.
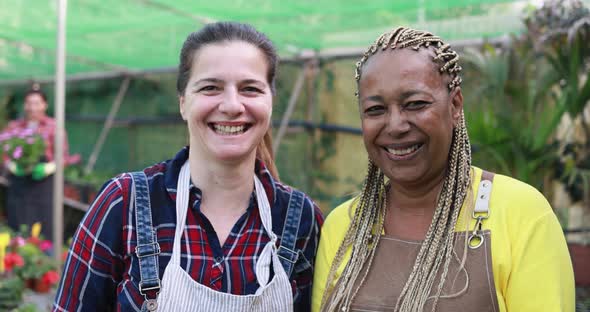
350, 172, 499, 312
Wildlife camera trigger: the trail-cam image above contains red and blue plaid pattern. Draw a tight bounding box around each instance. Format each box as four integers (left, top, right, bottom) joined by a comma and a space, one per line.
53, 147, 323, 312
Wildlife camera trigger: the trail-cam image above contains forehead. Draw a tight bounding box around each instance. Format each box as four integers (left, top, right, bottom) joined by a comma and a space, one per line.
24, 93, 45, 103
359, 48, 445, 93
190, 41, 268, 80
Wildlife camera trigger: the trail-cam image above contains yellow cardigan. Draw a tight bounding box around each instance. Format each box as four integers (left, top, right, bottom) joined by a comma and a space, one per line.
312, 167, 575, 312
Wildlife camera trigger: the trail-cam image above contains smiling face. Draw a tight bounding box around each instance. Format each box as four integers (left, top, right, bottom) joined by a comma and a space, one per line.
358, 48, 463, 188
24, 93, 48, 122
179, 41, 272, 164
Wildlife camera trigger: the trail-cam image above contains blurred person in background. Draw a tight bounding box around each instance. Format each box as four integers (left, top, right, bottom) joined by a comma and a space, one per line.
0, 84, 79, 241
54, 22, 323, 312
312, 27, 574, 312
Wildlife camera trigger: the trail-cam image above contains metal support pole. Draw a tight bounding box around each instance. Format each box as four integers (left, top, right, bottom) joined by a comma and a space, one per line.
272, 66, 306, 155
53, 0, 67, 267
84, 77, 131, 174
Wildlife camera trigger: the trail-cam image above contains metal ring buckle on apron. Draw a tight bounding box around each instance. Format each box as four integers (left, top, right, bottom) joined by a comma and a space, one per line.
468, 212, 489, 249
468, 177, 493, 249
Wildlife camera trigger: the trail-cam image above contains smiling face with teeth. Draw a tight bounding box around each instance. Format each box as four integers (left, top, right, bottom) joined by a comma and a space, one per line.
179, 41, 272, 164
358, 48, 464, 189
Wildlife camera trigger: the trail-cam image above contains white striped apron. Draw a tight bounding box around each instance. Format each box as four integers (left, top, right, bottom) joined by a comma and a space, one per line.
155, 161, 294, 312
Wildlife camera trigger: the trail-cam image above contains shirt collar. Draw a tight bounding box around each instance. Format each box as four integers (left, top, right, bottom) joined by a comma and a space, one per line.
164, 146, 277, 210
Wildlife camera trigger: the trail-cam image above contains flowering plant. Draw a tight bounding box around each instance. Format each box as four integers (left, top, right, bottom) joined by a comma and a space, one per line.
2, 226, 60, 290
0, 127, 45, 171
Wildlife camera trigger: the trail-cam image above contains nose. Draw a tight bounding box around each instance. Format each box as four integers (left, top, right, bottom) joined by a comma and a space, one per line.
385, 108, 411, 137
218, 87, 245, 116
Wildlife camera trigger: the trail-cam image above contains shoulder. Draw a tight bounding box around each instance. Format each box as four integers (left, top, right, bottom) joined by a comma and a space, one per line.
273, 182, 324, 234
88, 160, 169, 220
4, 119, 24, 130
323, 197, 356, 241
41, 116, 56, 126
477, 167, 553, 217
472, 167, 557, 235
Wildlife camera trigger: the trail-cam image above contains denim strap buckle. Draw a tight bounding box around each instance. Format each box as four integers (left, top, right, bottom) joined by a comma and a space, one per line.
135, 242, 161, 258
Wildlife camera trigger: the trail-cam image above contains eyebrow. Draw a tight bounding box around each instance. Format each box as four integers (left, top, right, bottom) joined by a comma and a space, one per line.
192, 78, 266, 87
398, 90, 426, 100
241, 79, 266, 85
193, 78, 223, 86
362, 95, 385, 104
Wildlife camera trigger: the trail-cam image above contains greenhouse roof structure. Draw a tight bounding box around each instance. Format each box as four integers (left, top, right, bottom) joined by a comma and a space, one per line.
0, 0, 548, 84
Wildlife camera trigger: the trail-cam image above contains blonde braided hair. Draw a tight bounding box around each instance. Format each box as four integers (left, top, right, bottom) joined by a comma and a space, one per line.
321, 27, 472, 312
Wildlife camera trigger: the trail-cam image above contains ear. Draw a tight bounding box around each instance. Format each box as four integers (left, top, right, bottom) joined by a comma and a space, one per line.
449, 87, 464, 126
179, 95, 187, 121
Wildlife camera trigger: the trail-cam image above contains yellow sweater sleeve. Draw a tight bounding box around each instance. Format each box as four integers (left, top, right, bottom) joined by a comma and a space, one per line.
500, 195, 575, 311
311, 199, 354, 312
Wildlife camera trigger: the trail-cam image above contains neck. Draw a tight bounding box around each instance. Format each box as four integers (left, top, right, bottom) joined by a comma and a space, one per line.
188, 148, 257, 215
387, 169, 447, 215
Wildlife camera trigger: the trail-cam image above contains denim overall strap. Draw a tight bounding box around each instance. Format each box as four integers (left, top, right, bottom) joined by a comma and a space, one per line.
131, 171, 161, 310
277, 190, 306, 277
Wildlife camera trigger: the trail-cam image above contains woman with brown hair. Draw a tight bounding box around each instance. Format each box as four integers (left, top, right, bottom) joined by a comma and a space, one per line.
54, 22, 323, 312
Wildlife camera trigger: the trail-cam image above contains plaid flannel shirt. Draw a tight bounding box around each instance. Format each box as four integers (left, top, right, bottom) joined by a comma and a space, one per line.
53, 147, 323, 311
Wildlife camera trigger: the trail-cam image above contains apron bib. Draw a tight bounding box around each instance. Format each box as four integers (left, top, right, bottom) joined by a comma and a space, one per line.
350, 171, 499, 312
141, 162, 294, 312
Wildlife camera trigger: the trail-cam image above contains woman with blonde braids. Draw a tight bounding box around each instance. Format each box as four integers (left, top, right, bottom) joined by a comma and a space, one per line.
312, 27, 574, 312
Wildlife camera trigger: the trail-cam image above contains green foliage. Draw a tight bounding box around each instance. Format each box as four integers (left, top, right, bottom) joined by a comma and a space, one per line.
525, 0, 590, 202
464, 0, 590, 196
0, 276, 25, 311
463, 39, 564, 190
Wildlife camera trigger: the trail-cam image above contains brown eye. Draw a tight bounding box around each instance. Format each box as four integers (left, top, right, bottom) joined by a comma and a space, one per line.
364, 105, 385, 116
242, 86, 263, 94
198, 85, 219, 92
404, 101, 429, 110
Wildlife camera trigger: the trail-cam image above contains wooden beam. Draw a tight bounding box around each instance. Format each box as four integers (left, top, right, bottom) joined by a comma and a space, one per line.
84, 77, 131, 174
272, 66, 306, 155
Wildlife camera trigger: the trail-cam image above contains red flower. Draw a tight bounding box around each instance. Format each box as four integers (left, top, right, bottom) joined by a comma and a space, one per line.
27, 237, 41, 246
41, 270, 60, 285
4, 252, 24, 271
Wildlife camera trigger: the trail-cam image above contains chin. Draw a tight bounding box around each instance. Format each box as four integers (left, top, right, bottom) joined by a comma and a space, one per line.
212, 148, 256, 163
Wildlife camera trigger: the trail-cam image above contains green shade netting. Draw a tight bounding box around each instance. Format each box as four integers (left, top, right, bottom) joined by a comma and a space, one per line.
0, 0, 531, 82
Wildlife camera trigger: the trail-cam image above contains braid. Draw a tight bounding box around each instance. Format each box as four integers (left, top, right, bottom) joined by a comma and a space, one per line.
354, 27, 462, 92
322, 27, 472, 312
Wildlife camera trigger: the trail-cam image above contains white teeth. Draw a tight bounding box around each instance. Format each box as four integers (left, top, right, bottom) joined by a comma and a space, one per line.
386, 144, 420, 156
213, 124, 246, 135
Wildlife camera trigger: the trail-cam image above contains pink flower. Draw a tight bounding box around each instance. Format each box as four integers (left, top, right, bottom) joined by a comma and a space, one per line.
21, 128, 34, 137
26, 137, 35, 144
3, 144, 9, 152
12, 236, 26, 247
12, 146, 23, 159
39, 240, 53, 252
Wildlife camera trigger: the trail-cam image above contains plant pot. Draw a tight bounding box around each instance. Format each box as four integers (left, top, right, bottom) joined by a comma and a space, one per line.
568, 243, 590, 286
24, 278, 35, 290
34, 278, 52, 293
64, 182, 82, 202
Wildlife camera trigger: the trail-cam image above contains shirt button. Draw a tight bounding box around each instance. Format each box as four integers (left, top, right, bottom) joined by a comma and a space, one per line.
215, 256, 224, 263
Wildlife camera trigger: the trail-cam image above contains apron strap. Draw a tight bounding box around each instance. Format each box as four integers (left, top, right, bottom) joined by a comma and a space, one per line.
474, 170, 495, 214
277, 190, 306, 277
131, 171, 161, 298
469, 170, 495, 249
